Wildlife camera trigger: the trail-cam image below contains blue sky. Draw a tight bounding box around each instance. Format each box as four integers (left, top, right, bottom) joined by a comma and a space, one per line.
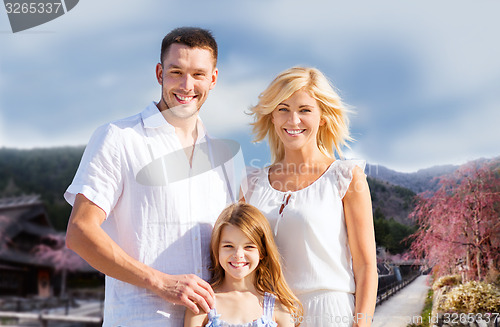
1, 0, 499, 172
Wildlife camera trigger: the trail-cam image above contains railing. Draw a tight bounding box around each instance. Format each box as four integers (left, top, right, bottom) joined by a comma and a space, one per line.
0, 295, 103, 326
376, 272, 421, 305
0, 311, 102, 326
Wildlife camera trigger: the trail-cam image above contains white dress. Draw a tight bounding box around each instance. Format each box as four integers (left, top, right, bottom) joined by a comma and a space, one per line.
247, 160, 366, 327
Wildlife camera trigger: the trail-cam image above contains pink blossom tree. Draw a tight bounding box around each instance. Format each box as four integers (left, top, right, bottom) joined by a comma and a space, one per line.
33, 233, 87, 297
409, 161, 500, 281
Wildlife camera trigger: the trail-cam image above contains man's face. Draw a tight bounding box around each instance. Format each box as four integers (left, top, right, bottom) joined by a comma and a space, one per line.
156, 43, 218, 118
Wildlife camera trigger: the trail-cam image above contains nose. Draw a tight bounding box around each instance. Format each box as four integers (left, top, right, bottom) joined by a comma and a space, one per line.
233, 247, 244, 259
288, 111, 301, 126
179, 74, 194, 91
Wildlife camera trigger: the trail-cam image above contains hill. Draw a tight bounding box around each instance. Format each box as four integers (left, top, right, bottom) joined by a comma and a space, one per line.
366, 163, 458, 194
367, 177, 415, 225
2, 146, 495, 234
0, 146, 85, 230
366, 156, 500, 194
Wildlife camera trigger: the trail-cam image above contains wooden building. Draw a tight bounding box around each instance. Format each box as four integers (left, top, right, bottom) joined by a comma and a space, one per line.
0, 195, 65, 297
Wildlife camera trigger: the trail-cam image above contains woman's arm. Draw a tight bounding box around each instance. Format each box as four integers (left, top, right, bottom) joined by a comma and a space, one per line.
184, 308, 208, 327
344, 166, 378, 327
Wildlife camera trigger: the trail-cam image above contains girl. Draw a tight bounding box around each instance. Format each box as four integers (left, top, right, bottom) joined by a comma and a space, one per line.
184, 203, 302, 327
244, 66, 378, 327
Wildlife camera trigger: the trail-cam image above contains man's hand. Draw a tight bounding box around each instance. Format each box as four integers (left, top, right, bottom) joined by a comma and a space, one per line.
152, 273, 215, 314
67, 194, 215, 314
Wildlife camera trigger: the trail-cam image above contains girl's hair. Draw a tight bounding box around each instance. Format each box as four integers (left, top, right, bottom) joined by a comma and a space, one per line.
210, 202, 303, 320
250, 66, 352, 163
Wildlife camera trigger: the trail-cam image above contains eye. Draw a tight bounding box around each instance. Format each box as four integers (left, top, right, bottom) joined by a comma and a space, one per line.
277, 107, 289, 112
245, 245, 257, 250
169, 70, 182, 75
300, 108, 312, 113
222, 244, 233, 248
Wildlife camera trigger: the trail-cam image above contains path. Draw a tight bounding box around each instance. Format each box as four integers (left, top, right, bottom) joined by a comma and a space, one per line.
372, 274, 430, 327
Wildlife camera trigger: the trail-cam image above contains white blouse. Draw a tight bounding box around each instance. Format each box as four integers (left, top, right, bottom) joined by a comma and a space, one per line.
247, 160, 366, 295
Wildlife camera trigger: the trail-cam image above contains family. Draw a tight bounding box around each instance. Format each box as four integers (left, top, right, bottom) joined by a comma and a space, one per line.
65, 27, 378, 327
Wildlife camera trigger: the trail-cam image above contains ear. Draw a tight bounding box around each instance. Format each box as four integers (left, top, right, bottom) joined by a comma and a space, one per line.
209, 68, 218, 90
319, 117, 326, 126
155, 63, 163, 85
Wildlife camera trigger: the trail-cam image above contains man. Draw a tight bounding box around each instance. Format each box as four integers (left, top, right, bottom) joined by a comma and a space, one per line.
65, 27, 242, 326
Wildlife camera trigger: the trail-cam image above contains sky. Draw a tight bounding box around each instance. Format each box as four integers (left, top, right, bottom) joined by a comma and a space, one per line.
1, 0, 499, 172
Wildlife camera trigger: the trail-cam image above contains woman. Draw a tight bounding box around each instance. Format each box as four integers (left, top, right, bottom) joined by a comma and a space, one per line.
243, 67, 377, 327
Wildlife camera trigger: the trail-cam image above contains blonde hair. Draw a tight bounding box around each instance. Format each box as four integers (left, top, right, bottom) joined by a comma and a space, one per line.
251, 66, 352, 163
210, 203, 303, 321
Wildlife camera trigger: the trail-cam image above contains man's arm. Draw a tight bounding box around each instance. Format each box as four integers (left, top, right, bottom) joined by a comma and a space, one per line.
66, 193, 215, 314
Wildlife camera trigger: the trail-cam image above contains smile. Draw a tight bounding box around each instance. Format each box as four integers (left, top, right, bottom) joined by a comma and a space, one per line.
229, 262, 249, 268
285, 129, 306, 135
174, 94, 196, 103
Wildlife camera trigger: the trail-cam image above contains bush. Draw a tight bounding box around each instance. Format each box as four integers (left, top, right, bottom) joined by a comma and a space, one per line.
439, 280, 500, 313
432, 275, 461, 291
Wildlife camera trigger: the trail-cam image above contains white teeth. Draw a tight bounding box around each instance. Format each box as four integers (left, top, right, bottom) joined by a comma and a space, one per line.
176, 95, 194, 101
230, 262, 247, 268
286, 129, 305, 135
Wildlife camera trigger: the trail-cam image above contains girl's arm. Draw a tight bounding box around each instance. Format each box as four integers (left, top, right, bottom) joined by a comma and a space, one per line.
184, 308, 208, 327
274, 302, 295, 327
344, 166, 378, 327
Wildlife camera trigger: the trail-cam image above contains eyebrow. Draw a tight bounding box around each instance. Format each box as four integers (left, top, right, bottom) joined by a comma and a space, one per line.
220, 240, 255, 245
277, 103, 314, 109
166, 64, 209, 72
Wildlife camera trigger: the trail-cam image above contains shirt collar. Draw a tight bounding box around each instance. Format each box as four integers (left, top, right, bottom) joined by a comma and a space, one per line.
141, 101, 209, 142
141, 102, 174, 131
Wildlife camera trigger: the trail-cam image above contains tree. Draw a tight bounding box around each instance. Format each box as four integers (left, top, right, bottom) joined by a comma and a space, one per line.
33, 234, 87, 297
409, 161, 500, 281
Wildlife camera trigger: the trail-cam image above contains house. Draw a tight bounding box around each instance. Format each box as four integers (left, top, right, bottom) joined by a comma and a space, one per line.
0, 195, 93, 297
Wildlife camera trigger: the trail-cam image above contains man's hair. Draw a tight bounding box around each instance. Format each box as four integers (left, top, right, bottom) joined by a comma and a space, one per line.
160, 27, 218, 66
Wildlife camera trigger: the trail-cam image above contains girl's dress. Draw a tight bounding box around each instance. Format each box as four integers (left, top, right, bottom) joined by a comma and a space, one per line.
247, 160, 366, 327
205, 292, 277, 327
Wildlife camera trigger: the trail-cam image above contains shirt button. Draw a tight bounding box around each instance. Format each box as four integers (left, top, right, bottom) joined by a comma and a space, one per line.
197, 269, 201, 274
195, 236, 198, 241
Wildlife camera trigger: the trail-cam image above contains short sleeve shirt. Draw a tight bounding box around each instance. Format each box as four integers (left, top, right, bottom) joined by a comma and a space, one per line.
65, 102, 244, 326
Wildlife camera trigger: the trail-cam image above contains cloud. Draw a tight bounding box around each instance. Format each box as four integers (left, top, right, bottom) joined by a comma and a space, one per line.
1, 0, 499, 171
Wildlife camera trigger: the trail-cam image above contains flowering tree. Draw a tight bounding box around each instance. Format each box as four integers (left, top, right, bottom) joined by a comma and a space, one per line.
33, 233, 87, 297
409, 161, 500, 281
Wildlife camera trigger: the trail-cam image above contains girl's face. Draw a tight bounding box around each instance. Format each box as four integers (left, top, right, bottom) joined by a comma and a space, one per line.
218, 224, 260, 282
271, 89, 324, 152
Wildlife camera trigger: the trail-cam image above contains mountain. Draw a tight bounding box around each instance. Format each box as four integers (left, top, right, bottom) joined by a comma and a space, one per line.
1, 146, 497, 232
366, 156, 500, 194
0, 146, 85, 230
365, 163, 458, 194
367, 177, 416, 225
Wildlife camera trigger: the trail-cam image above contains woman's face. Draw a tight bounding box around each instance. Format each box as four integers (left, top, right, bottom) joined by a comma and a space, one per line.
271, 89, 324, 153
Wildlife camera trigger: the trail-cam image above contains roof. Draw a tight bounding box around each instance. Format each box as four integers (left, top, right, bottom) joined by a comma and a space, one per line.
0, 195, 42, 209
0, 195, 56, 266
0, 195, 96, 273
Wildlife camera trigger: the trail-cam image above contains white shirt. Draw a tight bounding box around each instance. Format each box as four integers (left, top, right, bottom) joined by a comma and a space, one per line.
65, 102, 245, 326
247, 160, 366, 295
